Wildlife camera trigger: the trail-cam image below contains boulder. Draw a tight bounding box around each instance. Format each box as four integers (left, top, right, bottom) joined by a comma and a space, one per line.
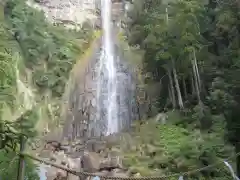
95, 170, 109, 176
44, 141, 62, 152
52, 171, 68, 180
46, 168, 67, 180
44, 143, 56, 152
73, 144, 85, 152
67, 158, 81, 180
99, 156, 122, 171
60, 144, 71, 153
61, 137, 70, 146
49, 155, 57, 162
155, 113, 168, 124
134, 173, 141, 177
72, 139, 84, 147
86, 140, 106, 152
81, 152, 102, 172
55, 151, 68, 165
39, 149, 52, 158
69, 151, 84, 158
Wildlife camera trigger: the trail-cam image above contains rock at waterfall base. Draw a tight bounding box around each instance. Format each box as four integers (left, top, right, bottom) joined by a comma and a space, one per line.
99, 157, 122, 171
81, 152, 102, 172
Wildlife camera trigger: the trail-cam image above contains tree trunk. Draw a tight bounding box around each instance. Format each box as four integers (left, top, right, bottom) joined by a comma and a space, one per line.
165, 7, 184, 109
172, 59, 184, 109
165, 7, 169, 25
236, 142, 240, 177
191, 55, 206, 130
191, 56, 201, 104
182, 78, 188, 99
167, 67, 176, 109
193, 49, 201, 91
191, 75, 196, 95
168, 85, 172, 105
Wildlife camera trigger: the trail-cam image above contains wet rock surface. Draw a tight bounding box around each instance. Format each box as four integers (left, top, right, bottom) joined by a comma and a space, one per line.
60, 0, 137, 141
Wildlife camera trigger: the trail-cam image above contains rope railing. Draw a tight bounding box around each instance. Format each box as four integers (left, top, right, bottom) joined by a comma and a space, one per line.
21, 152, 240, 180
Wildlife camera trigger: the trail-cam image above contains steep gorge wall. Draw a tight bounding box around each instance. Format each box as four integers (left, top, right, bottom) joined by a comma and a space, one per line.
117, 35, 152, 120
61, 35, 102, 140
43, 0, 142, 142
60, 0, 145, 141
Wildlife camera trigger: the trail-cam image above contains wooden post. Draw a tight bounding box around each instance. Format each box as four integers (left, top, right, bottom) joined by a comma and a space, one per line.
17, 136, 26, 180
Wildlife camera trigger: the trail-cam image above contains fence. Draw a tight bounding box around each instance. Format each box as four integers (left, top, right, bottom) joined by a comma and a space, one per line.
16, 136, 240, 180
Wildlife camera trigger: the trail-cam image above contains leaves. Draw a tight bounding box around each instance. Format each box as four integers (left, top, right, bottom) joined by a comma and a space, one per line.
126, 0, 240, 178
0, 106, 38, 151
0, 150, 38, 180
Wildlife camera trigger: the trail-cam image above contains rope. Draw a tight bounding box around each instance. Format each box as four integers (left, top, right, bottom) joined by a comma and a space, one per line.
22, 152, 240, 179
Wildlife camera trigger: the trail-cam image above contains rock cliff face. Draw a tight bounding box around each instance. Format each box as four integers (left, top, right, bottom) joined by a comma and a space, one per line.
27, 0, 99, 29
61, 38, 137, 141
60, 0, 137, 140
62, 37, 102, 140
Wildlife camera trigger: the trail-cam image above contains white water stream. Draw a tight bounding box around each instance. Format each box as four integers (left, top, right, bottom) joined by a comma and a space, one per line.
97, 0, 119, 135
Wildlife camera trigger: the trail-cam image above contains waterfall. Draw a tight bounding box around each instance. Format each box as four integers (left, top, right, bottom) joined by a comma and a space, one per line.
97, 0, 118, 135
95, 0, 135, 136
62, 0, 136, 139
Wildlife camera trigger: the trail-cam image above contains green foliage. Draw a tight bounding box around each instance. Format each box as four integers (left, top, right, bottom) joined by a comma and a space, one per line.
0, 23, 19, 112
0, 0, 38, 153
122, 119, 233, 179
0, 108, 37, 151
5, 0, 93, 97
0, 150, 38, 180
125, 0, 240, 178
0, 0, 93, 132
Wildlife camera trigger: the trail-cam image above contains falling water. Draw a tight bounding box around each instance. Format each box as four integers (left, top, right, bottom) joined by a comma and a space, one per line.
62, 0, 136, 139
97, 0, 118, 135
223, 161, 240, 180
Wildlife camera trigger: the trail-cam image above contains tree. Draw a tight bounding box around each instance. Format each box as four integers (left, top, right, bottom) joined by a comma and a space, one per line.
125, 0, 240, 178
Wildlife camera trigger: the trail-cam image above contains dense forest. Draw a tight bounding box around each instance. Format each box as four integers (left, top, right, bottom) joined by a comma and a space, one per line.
0, 0, 93, 179
121, 0, 240, 178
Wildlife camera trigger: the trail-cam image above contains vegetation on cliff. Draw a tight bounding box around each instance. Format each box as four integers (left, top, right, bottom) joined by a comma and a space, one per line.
122, 0, 240, 179
0, 0, 93, 178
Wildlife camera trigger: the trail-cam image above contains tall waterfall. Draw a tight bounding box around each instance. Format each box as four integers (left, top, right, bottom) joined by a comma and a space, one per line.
97, 0, 118, 135
62, 0, 137, 139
